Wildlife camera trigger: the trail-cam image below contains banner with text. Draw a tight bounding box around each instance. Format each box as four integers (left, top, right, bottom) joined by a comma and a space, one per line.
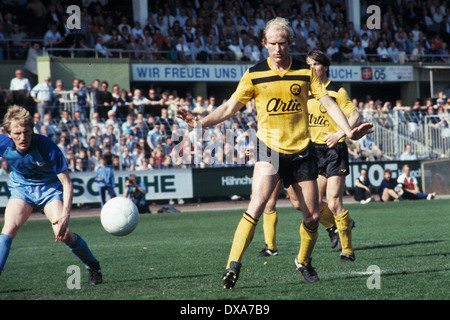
132, 64, 413, 83
329, 65, 413, 82
132, 64, 252, 82
0, 169, 193, 206
0, 161, 422, 208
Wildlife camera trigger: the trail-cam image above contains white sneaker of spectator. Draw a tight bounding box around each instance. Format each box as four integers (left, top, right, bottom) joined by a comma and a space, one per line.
360, 197, 373, 204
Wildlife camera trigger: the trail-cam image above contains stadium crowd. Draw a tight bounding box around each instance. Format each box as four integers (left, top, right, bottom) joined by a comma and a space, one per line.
1, 69, 449, 177
0, 0, 449, 64
0, 0, 450, 175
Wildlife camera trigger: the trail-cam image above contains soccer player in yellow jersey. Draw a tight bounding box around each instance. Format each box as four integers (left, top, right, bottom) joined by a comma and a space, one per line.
260, 50, 361, 263
177, 18, 372, 288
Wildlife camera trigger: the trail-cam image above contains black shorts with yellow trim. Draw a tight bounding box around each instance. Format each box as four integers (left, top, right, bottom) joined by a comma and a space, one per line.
313, 141, 350, 178
256, 139, 318, 188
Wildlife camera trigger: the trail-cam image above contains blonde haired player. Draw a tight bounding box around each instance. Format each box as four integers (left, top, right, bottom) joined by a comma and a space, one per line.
177, 18, 372, 288
0, 106, 102, 285
260, 50, 360, 262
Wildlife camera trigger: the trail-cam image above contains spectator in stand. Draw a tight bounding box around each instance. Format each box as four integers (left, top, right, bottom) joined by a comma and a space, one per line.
425, 105, 440, 127
243, 37, 262, 62
103, 124, 119, 148
218, 39, 235, 61
439, 42, 450, 63
147, 88, 164, 116
376, 41, 390, 62
364, 40, 377, 62
159, 108, 174, 133
121, 114, 135, 136
96, 81, 114, 120
104, 110, 120, 136
203, 35, 220, 61
400, 144, 417, 160
108, 35, 126, 57
74, 79, 89, 119
43, 22, 64, 51
147, 123, 163, 150
410, 43, 426, 62
94, 156, 117, 207
397, 164, 435, 200
339, 36, 354, 61
117, 16, 132, 35
387, 41, 399, 63
228, 36, 244, 61
130, 89, 150, 115
0, 159, 11, 175
190, 38, 207, 62
379, 169, 402, 202
426, 41, 440, 62
306, 30, 318, 49
94, 36, 112, 58
354, 168, 373, 204
10, 23, 29, 59
326, 40, 341, 62
176, 36, 192, 62
120, 146, 136, 171
97, 26, 112, 45
131, 21, 144, 40
360, 33, 369, 49
10, 69, 31, 106
114, 89, 132, 121
359, 134, 383, 160
31, 76, 55, 119
352, 40, 366, 62
191, 95, 209, 119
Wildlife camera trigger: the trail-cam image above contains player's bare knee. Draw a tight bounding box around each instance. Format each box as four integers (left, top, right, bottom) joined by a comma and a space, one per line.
1, 225, 20, 239
291, 199, 301, 211
303, 213, 320, 228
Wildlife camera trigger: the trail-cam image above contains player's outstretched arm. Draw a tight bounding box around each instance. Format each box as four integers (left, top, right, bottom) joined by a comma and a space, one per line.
320, 95, 372, 140
177, 97, 244, 128
324, 110, 362, 147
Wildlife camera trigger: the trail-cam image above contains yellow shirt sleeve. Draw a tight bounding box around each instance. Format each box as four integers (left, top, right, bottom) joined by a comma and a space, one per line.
336, 87, 356, 116
231, 70, 254, 105
309, 68, 328, 100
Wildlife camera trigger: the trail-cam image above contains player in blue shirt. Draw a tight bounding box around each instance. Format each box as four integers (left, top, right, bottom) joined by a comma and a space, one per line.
0, 106, 102, 285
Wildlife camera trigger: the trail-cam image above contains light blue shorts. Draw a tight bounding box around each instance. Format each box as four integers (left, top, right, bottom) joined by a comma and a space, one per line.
9, 180, 64, 209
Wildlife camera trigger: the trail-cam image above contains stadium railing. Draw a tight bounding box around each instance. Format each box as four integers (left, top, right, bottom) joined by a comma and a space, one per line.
365, 111, 450, 160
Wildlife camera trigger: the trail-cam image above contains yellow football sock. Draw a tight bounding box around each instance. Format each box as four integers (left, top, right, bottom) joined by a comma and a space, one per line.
226, 212, 258, 268
263, 211, 278, 251
334, 210, 353, 256
297, 221, 318, 266
319, 202, 335, 229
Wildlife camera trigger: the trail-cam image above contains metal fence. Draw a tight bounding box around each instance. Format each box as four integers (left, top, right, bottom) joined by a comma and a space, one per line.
1, 38, 449, 63
365, 110, 450, 160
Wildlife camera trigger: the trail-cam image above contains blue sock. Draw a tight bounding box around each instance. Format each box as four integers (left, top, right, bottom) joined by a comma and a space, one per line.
0, 234, 12, 273
68, 233, 98, 268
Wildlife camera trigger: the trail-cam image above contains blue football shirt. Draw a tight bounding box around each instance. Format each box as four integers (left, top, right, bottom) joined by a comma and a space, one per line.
0, 134, 68, 186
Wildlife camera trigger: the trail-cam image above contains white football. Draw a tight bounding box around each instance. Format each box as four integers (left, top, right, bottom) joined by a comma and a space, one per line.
100, 197, 139, 236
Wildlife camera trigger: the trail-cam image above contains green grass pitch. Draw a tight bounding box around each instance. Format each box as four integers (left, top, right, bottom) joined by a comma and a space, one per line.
0, 199, 448, 301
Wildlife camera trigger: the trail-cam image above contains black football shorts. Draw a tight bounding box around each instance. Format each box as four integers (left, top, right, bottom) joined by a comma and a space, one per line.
256, 139, 318, 187
313, 142, 350, 178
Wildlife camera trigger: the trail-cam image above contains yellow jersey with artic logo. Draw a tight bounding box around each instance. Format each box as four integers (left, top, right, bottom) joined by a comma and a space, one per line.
231, 57, 328, 154
307, 80, 356, 144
